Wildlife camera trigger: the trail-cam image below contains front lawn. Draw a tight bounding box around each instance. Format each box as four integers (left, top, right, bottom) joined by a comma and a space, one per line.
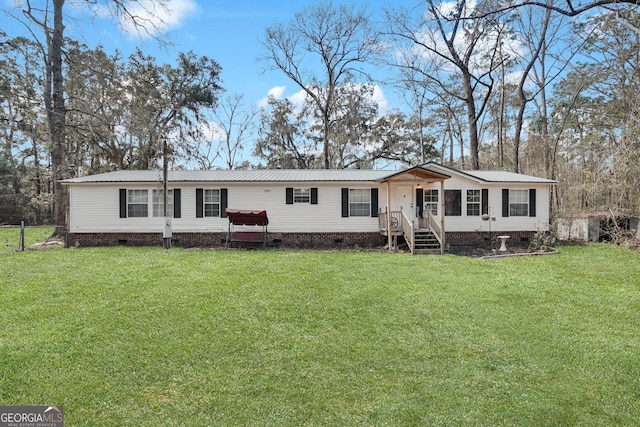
0, 226, 55, 252
1, 245, 639, 425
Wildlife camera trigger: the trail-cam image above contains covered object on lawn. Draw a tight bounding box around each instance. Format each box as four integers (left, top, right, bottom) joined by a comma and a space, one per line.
225, 209, 269, 248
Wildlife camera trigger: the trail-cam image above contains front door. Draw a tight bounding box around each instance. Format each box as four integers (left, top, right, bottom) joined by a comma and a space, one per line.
397, 185, 414, 224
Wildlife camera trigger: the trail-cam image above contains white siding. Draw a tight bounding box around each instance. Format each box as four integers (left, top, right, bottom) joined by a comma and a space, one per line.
68, 182, 388, 233
223, 183, 385, 233
67, 176, 552, 234
69, 184, 184, 233
421, 175, 551, 233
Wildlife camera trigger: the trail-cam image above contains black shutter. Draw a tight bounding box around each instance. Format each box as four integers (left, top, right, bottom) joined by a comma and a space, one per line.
502, 189, 509, 217
529, 189, 536, 217
286, 187, 294, 204
173, 189, 181, 218
371, 188, 379, 217
311, 188, 318, 205
221, 188, 228, 218
196, 188, 203, 218
341, 188, 349, 217
416, 188, 424, 217
119, 189, 127, 218
481, 189, 489, 215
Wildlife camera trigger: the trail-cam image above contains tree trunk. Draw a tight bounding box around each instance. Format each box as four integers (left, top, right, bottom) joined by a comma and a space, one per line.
50, 0, 67, 232
323, 115, 330, 169
463, 75, 480, 170
513, 100, 525, 173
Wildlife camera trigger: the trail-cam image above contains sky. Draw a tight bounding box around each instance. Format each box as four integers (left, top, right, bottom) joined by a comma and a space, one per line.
2, 0, 416, 113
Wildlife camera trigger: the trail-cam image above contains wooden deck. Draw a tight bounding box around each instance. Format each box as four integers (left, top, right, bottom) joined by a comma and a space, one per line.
379, 209, 444, 255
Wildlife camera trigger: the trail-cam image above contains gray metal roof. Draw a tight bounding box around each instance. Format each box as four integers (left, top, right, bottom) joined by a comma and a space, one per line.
61, 166, 557, 184
61, 169, 389, 183
421, 162, 557, 184
461, 170, 557, 183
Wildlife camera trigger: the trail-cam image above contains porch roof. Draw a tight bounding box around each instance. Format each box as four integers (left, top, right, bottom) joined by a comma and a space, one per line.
376, 166, 450, 183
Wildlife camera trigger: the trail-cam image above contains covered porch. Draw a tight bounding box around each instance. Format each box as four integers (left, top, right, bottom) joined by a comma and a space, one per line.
376, 166, 449, 255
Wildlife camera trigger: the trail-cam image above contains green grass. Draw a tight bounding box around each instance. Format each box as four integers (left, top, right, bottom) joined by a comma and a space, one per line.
0, 226, 55, 252
1, 244, 639, 426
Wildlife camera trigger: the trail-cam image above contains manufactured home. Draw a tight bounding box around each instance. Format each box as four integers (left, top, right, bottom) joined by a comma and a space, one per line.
61, 163, 557, 254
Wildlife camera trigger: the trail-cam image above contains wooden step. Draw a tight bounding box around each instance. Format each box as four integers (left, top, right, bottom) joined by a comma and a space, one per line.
414, 248, 442, 255
413, 230, 441, 251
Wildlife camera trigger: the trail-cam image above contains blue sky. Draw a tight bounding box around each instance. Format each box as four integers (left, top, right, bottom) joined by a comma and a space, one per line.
3, 0, 414, 112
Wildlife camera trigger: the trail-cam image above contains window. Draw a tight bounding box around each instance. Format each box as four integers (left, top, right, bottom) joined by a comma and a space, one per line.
286, 187, 318, 205
152, 189, 173, 217
466, 190, 481, 216
127, 189, 148, 217
294, 188, 310, 203
196, 188, 226, 218
349, 188, 370, 217
445, 190, 462, 216
509, 189, 529, 216
204, 189, 220, 217
424, 190, 438, 216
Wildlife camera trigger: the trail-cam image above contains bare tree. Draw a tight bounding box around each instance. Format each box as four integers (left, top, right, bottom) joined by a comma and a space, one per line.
213, 94, 256, 170
509, 4, 585, 173
259, 1, 379, 169
386, 0, 508, 170
511, 6, 552, 173
480, 0, 640, 18
395, 66, 435, 165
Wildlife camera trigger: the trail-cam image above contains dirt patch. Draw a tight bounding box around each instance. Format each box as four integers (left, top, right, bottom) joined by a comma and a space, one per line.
449, 246, 558, 258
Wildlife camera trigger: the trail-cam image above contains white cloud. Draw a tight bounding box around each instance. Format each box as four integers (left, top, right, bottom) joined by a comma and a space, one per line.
257, 85, 287, 108
288, 89, 308, 112
257, 85, 309, 115
258, 84, 388, 115
437, 0, 477, 20
118, 0, 199, 38
207, 121, 226, 143
372, 85, 388, 114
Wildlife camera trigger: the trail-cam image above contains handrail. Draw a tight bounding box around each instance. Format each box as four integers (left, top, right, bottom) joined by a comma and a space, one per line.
425, 210, 442, 245
400, 209, 414, 254
379, 209, 418, 254
381, 209, 444, 254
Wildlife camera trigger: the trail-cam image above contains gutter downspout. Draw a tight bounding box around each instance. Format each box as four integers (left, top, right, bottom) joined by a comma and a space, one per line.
387, 181, 392, 252
440, 180, 445, 254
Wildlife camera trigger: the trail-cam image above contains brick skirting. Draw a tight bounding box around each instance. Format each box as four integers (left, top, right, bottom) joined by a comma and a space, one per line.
67, 230, 537, 250
445, 231, 536, 249
67, 231, 387, 249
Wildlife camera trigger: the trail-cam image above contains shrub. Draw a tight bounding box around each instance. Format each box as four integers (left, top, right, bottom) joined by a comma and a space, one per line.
529, 226, 558, 252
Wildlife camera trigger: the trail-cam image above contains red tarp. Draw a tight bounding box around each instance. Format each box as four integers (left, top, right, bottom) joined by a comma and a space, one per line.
225, 209, 269, 226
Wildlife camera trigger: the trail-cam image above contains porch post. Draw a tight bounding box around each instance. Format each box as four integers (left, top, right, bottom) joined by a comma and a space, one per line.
440, 179, 445, 254
387, 181, 392, 252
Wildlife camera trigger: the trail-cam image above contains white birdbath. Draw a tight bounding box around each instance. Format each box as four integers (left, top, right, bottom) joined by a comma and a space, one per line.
497, 235, 511, 252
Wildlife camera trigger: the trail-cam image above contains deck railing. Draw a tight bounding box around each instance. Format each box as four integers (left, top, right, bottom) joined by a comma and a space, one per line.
380, 209, 444, 254
378, 209, 402, 234
425, 211, 442, 246
400, 209, 415, 254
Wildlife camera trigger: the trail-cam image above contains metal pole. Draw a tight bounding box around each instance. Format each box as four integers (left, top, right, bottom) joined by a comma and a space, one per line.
19, 221, 25, 251
440, 180, 445, 254
163, 137, 171, 249
387, 182, 392, 251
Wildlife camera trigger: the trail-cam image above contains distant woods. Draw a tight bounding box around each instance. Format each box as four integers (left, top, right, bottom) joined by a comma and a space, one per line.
1, 0, 639, 224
